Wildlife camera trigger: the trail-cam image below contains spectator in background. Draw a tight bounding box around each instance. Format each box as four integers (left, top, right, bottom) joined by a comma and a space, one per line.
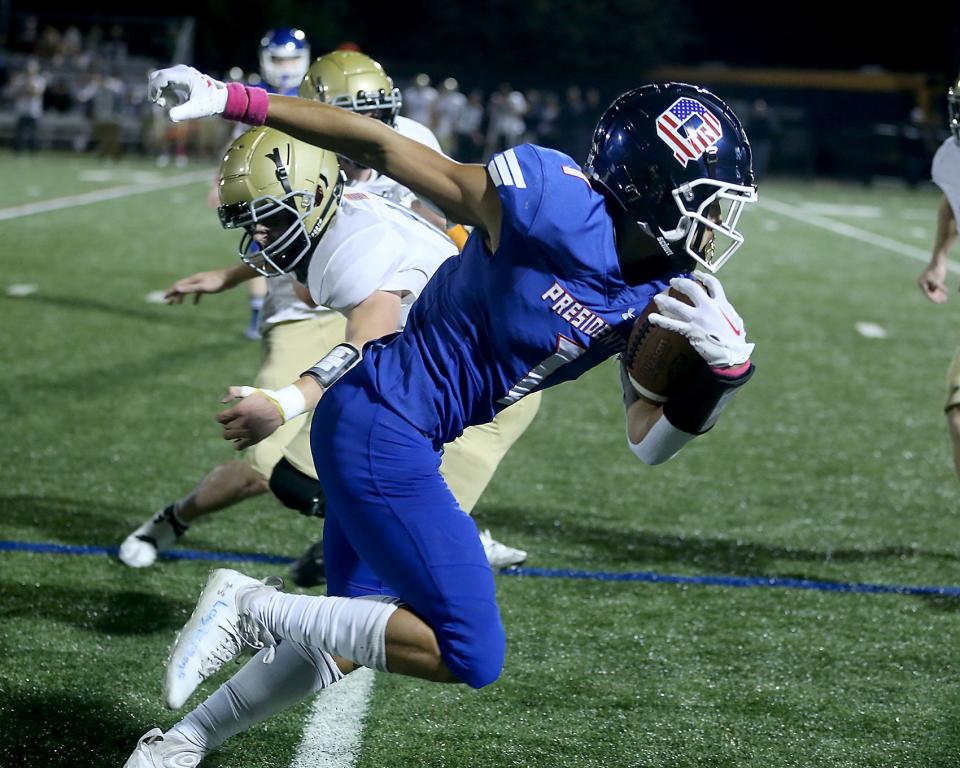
454, 89, 485, 162
43, 75, 74, 113
403, 73, 437, 131
433, 77, 465, 156
6, 58, 46, 153
748, 99, 777, 181
557, 85, 585, 158
37, 26, 63, 60
61, 26, 84, 61
13, 15, 39, 54
104, 24, 129, 66
536, 91, 562, 151
485, 82, 526, 157
77, 71, 125, 159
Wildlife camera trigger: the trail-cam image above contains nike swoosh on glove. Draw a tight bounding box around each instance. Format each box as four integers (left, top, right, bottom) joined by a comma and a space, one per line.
648, 271, 754, 368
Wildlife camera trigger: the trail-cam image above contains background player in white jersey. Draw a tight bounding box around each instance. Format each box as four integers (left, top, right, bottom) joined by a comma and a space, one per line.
917, 74, 960, 476
119, 54, 533, 576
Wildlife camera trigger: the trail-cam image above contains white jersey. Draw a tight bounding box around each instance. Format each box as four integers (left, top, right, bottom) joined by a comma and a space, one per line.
260, 116, 442, 331
305, 191, 456, 328
933, 137, 960, 223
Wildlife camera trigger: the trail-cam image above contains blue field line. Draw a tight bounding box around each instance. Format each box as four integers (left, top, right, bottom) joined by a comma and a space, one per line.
501, 566, 960, 597
2, 539, 959, 597
0, 539, 293, 565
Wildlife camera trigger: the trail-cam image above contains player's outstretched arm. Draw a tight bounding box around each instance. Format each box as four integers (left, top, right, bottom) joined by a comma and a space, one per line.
266, 96, 501, 239
917, 194, 957, 304
148, 66, 503, 244
626, 272, 755, 464
164, 264, 258, 304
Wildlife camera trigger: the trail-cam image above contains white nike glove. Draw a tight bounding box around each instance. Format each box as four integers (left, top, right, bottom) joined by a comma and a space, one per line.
148, 65, 228, 122
648, 272, 754, 368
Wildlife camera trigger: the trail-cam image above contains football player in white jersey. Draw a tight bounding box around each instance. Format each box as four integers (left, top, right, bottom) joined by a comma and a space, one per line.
917, 74, 960, 476
119, 51, 533, 577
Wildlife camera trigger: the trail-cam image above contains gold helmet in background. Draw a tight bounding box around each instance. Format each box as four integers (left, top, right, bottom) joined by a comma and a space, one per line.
298, 50, 402, 126
949, 73, 960, 144
218, 127, 343, 276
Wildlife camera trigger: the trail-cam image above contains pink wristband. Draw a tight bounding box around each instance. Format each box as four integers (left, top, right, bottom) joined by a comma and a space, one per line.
222, 82, 269, 126
245, 86, 270, 125
711, 361, 751, 378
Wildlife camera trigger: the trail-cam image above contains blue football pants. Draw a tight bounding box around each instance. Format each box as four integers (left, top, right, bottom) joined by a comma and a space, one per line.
311, 367, 506, 689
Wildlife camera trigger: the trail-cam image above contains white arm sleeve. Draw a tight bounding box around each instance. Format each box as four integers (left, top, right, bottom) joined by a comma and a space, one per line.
627, 415, 695, 465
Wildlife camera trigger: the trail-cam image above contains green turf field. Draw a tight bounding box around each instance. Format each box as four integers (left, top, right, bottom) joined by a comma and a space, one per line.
2, 152, 959, 767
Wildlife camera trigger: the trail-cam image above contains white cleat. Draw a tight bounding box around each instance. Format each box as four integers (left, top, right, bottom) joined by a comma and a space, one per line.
480, 529, 527, 569
118, 507, 187, 568
164, 568, 281, 710
123, 728, 203, 767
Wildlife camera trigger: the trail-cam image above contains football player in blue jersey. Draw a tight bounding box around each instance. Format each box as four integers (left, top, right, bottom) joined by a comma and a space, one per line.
124, 66, 758, 765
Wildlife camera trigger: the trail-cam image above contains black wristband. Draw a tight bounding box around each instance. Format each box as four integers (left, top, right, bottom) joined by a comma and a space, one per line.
301, 343, 361, 389
663, 361, 755, 435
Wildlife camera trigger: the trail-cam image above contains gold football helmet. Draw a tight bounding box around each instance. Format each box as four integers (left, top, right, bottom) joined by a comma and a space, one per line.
218, 127, 343, 276
298, 50, 402, 125
949, 73, 960, 144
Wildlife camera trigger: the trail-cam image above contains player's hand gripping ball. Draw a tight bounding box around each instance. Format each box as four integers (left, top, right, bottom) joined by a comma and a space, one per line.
623, 284, 703, 404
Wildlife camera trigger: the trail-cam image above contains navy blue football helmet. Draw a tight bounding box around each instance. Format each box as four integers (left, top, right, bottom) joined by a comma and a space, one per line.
584, 83, 757, 273
259, 28, 311, 91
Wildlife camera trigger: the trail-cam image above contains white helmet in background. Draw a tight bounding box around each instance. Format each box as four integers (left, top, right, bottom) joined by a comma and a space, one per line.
259, 28, 311, 91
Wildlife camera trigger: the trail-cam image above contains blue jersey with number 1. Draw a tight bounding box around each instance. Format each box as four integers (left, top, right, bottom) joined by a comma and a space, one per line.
367, 144, 672, 444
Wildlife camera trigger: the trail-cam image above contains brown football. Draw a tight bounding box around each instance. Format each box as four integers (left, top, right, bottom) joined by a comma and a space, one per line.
623, 286, 703, 404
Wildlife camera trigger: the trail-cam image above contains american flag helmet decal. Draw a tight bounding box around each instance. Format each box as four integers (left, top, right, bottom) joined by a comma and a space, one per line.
656, 97, 723, 167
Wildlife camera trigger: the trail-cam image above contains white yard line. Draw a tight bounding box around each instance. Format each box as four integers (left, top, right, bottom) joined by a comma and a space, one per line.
290, 667, 376, 768
760, 196, 960, 274
0, 169, 210, 221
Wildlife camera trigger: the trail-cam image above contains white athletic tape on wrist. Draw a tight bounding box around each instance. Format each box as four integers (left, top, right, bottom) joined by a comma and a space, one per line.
237, 385, 306, 424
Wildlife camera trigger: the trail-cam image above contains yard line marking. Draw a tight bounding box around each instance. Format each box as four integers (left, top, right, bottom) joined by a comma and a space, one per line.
0, 170, 210, 221
291, 667, 375, 768
6, 283, 38, 296
855, 322, 888, 339
3, 539, 958, 598
798, 203, 882, 218
760, 196, 960, 274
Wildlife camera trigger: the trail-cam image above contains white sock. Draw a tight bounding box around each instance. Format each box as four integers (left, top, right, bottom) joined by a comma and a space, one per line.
247, 592, 399, 672
170, 640, 343, 752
